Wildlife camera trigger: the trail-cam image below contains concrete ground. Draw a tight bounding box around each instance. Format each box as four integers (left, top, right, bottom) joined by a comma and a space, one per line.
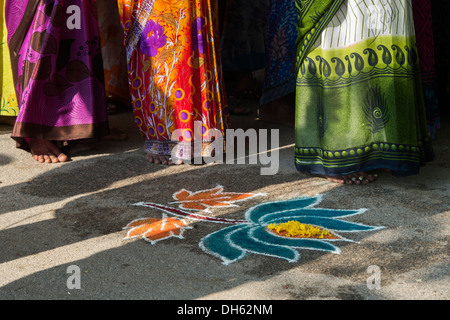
0, 103, 448, 301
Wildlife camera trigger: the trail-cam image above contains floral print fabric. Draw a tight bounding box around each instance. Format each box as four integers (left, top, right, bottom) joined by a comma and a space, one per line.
118, 0, 229, 159
260, 0, 298, 105
0, 0, 19, 116
1, 0, 18, 117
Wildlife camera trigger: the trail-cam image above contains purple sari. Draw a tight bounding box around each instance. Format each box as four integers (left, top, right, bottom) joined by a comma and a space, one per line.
5, 0, 108, 148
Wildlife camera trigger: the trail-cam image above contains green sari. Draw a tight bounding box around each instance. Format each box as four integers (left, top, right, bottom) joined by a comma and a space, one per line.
294, 0, 433, 177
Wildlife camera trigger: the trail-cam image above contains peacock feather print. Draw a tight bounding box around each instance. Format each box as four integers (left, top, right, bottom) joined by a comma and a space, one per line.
362, 85, 390, 135
317, 93, 327, 139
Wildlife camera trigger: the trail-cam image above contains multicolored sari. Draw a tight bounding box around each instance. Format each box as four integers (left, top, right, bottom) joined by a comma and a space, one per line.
294, 0, 434, 177
118, 0, 229, 160
1, 0, 18, 117
5, 0, 108, 148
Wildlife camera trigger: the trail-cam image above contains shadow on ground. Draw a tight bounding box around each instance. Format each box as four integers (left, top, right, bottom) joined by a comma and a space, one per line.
0, 111, 448, 300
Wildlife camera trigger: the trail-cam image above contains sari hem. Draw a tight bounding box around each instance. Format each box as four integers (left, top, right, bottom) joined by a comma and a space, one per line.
144, 139, 226, 160
11, 121, 110, 142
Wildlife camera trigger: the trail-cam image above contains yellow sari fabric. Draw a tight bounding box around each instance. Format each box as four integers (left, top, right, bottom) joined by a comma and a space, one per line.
0, 0, 18, 117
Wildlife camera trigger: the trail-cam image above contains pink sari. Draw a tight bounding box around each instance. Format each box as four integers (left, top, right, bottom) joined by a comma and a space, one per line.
5, 0, 109, 149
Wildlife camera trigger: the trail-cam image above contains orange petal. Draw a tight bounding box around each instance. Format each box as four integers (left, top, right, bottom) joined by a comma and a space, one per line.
171, 187, 260, 211
142, 218, 185, 241
124, 218, 159, 238
180, 202, 207, 210
187, 187, 223, 200
144, 229, 175, 241
173, 189, 191, 201
125, 218, 159, 229
200, 200, 233, 207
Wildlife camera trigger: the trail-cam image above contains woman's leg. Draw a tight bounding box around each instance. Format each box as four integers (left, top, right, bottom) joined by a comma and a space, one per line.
119, 0, 230, 165
5, 0, 109, 163
294, 0, 433, 182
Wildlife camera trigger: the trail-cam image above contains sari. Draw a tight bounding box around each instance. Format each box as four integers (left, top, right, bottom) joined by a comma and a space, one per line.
294, 0, 434, 177
117, 0, 229, 160
96, 0, 130, 106
5, 0, 109, 148
431, 2, 450, 114
220, 0, 269, 73
1, 0, 18, 117
412, 0, 440, 138
260, 0, 298, 105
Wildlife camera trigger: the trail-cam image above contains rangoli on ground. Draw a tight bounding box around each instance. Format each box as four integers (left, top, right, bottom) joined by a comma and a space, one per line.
123, 185, 384, 265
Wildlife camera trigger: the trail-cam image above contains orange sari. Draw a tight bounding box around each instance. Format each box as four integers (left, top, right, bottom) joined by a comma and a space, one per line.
118, 0, 229, 160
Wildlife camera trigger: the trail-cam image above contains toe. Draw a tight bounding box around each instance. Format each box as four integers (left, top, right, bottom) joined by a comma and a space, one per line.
58, 153, 69, 162
43, 155, 52, 163
49, 154, 59, 163
169, 157, 183, 165
358, 172, 377, 184
146, 154, 155, 163
344, 175, 356, 184
328, 176, 345, 184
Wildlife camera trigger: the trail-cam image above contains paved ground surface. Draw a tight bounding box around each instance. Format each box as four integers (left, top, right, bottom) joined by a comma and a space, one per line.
0, 102, 448, 301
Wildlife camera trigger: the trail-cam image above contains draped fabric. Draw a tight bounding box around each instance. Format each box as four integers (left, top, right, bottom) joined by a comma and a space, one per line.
5, 0, 109, 148
294, 0, 433, 177
412, 0, 440, 138
260, 0, 298, 105
118, 0, 229, 160
96, 0, 130, 105
220, 0, 269, 73
0, 0, 18, 117
430, 1, 450, 116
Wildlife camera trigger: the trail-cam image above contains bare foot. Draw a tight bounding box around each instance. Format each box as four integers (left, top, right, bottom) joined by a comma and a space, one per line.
146, 153, 184, 165
28, 138, 69, 164
321, 171, 378, 185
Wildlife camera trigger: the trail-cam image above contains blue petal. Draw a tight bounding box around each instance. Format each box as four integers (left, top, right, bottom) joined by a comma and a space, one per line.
296, 208, 363, 218
259, 208, 363, 224
245, 197, 320, 223
199, 225, 248, 265
251, 227, 341, 253
229, 226, 299, 262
